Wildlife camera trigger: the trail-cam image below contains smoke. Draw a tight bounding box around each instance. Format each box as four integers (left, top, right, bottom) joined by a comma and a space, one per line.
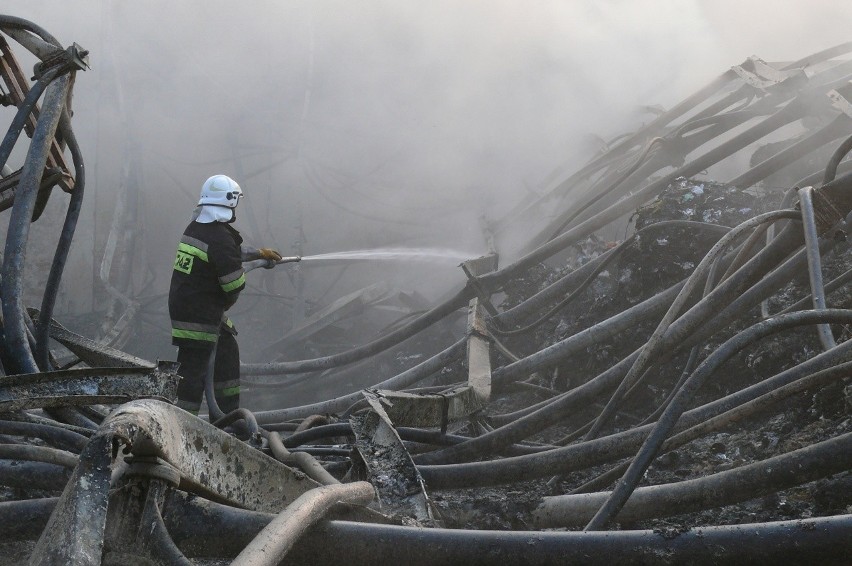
3, 0, 852, 358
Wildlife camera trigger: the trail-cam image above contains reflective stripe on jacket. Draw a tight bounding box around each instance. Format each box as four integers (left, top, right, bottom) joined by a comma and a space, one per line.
169, 221, 244, 347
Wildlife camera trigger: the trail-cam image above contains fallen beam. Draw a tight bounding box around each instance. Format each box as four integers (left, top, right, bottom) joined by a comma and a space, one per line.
45, 316, 154, 368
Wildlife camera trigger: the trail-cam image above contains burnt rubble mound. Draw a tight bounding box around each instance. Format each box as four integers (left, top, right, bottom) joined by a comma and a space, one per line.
2, 15, 852, 565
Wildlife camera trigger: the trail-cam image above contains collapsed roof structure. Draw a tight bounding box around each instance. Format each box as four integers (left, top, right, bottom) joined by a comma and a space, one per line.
1, 14, 851, 565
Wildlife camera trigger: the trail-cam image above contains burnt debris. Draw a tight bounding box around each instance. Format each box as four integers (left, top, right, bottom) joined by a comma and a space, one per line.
1, 15, 852, 565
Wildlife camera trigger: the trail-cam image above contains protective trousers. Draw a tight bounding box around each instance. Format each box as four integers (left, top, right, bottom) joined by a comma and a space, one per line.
175, 329, 240, 415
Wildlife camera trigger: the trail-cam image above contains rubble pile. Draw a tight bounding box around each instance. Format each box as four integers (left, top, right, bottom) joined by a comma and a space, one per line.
2, 15, 852, 565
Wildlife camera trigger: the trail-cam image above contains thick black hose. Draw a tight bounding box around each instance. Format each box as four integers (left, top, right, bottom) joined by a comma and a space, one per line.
573, 358, 852, 494
417, 327, 669, 465
481, 96, 809, 288
130, 480, 193, 566
538, 431, 852, 527
500, 69, 737, 244
728, 113, 852, 190
212, 408, 260, 439
280, 421, 550, 455
779, 264, 852, 314
549, 106, 767, 242
690, 237, 836, 348
0, 460, 72, 491
585, 309, 852, 530
202, 341, 225, 421
166, 495, 852, 566
287, 515, 838, 565
0, 419, 87, 451
585, 210, 800, 440
494, 221, 730, 336
418, 334, 852, 488
493, 279, 683, 387
798, 186, 836, 349
418, 219, 805, 465
0, 497, 58, 541
0, 443, 77, 468
263, 429, 339, 486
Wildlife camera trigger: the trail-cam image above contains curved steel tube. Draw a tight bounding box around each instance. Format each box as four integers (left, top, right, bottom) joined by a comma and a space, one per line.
231, 482, 374, 566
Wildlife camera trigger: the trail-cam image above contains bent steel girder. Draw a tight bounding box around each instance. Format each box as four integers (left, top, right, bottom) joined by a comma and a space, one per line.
0, 360, 179, 405
108, 400, 323, 511
30, 398, 322, 564
350, 396, 434, 523
44, 314, 154, 368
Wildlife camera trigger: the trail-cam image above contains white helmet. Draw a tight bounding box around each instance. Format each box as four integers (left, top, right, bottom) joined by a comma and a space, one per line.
198, 175, 242, 209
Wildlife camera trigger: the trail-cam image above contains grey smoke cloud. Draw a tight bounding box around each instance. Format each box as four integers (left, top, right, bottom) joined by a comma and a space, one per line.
3, 0, 852, 357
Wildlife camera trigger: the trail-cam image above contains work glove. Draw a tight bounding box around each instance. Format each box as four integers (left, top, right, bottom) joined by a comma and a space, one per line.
258, 247, 282, 269
258, 248, 283, 261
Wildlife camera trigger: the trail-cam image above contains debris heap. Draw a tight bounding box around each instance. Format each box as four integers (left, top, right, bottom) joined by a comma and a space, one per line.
1, 16, 851, 565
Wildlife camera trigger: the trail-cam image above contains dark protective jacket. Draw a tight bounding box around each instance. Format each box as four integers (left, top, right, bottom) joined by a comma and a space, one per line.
169, 220, 245, 348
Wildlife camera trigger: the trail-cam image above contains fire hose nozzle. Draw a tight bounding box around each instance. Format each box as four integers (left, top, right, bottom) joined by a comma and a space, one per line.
276, 256, 301, 264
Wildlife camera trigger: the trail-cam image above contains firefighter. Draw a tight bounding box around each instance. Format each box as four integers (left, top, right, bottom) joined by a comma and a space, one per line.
168, 174, 281, 415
